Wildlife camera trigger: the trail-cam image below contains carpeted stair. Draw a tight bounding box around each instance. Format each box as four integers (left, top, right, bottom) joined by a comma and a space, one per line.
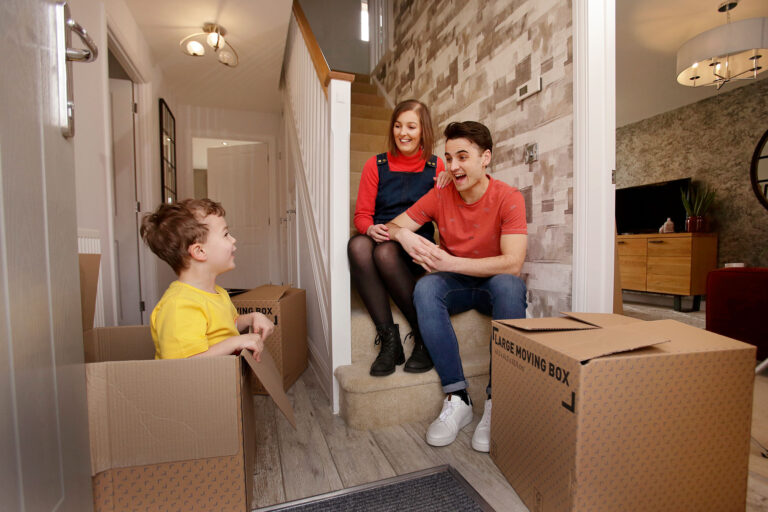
336, 76, 492, 430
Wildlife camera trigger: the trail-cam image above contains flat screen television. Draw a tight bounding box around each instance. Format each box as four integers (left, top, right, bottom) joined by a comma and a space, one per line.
615, 177, 691, 234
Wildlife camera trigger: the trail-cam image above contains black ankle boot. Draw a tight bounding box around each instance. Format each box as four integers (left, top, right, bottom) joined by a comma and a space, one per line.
370, 324, 405, 376
404, 331, 434, 373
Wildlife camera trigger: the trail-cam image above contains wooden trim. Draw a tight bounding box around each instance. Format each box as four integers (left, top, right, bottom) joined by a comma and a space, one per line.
292, 0, 355, 96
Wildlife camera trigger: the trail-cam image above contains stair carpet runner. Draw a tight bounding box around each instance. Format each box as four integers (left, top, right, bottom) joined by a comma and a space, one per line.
334, 76, 491, 430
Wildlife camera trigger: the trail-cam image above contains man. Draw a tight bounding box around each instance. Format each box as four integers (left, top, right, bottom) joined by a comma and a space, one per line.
386, 121, 527, 452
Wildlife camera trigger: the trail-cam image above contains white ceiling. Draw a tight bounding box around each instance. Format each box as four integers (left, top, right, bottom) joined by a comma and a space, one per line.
124, 0, 292, 112
617, 0, 768, 127
122, 0, 767, 123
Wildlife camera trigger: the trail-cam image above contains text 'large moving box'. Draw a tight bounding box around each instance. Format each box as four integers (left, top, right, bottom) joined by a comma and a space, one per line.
230, 285, 307, 394
490, 312, 755, 512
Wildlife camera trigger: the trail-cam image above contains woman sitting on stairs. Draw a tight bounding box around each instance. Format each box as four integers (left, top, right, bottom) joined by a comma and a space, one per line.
348, 99, 450, 377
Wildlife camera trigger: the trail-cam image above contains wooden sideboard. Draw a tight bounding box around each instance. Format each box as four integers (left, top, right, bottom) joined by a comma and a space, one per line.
617, 233, 718, 311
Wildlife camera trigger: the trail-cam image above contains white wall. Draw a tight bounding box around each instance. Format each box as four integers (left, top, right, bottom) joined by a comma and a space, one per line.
299, 0, 369, 74
70, 0, 168, 323
175, 105, 283, 287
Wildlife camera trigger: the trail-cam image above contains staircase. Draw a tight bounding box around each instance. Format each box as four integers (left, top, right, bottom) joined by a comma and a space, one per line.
335, 75, 491, 430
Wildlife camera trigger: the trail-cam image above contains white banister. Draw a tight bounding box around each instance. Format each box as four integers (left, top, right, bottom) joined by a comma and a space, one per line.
282, 4, 353, 412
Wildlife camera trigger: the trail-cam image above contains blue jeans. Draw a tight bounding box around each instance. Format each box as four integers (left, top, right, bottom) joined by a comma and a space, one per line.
413, 272, 527, 395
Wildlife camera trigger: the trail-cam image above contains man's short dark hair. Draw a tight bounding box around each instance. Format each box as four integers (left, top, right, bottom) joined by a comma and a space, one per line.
444, 121, 493, 153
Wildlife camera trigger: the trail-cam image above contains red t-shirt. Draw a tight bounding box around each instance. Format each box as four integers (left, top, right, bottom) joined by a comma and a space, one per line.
405, 176, 527, 258
354, 151, 445, 234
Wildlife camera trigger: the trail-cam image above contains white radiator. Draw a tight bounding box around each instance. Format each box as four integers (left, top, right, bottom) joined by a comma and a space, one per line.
77, 230, 105, 328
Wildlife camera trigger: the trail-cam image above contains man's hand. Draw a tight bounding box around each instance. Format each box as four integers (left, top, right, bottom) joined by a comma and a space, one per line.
366, 223, 390, 243
394, 229, 442, 271
413, 245, 457, 273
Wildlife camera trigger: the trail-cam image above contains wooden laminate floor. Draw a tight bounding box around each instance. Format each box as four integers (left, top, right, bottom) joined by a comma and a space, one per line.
252, 370, 768, 511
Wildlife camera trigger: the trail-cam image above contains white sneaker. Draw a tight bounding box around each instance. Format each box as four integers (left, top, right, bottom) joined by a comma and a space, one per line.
471, 399, 492, 452
426, 395, 474, 447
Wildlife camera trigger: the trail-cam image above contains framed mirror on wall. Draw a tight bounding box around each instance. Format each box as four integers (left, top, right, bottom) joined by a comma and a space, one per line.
751, 128, 768, 212
159, 98, 176, 204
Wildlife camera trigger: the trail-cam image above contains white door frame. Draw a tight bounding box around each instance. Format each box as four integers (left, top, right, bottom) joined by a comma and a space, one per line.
572, 0, 616, 313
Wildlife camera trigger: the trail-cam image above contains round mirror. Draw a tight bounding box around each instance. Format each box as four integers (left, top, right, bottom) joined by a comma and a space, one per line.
751, 128, 768, 211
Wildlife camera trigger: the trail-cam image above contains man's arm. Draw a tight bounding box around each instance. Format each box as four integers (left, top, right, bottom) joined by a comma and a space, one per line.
415, 234, 527, 277
386, 212, 440, 270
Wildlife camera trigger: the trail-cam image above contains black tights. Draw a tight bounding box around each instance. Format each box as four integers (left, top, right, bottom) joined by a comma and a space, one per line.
348, 234, 422, 331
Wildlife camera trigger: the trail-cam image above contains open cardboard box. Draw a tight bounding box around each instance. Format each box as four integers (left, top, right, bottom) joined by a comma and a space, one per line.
230, 285, 307, 394
79, 255, 295, 511
490, 312, 755, 512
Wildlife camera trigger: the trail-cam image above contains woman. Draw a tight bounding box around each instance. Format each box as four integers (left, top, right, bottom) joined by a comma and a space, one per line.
348, 99, 449, 377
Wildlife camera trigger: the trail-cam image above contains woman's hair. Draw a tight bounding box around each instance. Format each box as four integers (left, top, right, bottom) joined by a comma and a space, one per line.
443, 121, 493, 153
140, 198, 225, 274
387, 99, 435, 159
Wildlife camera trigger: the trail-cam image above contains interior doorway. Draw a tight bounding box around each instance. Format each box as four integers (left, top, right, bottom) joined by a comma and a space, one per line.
108, 50, 144, 324
192, 137, 272, 289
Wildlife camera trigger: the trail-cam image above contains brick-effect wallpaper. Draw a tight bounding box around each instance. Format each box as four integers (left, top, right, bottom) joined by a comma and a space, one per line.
617, 79, 768, 268
374, 0, 574, 317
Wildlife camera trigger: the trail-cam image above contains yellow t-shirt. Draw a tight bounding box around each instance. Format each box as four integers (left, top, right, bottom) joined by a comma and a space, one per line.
150, 281, 239, 359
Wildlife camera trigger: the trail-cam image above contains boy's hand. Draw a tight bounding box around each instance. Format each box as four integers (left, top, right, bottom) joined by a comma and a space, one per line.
237, 333, 265, 362
249, 312, 275, 340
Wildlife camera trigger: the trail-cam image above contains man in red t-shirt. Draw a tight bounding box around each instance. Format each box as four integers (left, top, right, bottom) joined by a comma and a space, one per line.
386, 121, 528, 452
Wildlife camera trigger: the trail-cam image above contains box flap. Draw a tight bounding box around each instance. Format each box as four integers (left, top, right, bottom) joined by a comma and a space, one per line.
497, 316, 598, 332
241, 349, 296, 428
83, 326, 155, 363
87, 357, 239, 475
561, 312, 644, 328
79, 253, 101, 331
544, 323, 670, 362
233, 285, 291, 302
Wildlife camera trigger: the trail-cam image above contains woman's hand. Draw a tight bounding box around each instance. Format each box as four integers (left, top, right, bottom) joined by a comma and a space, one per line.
366, 223, 390, 243
434, 171, 453, 189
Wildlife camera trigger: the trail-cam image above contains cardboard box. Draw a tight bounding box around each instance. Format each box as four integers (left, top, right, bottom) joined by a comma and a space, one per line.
79, 255, 296, 511
490, 312, 755, 512
230, 285, 307, 394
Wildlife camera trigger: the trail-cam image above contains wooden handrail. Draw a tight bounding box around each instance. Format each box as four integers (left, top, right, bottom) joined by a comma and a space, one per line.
292, 0, 355, 94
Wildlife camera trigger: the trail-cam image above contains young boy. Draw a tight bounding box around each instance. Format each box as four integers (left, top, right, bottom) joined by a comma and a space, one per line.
140, 198, 274, 360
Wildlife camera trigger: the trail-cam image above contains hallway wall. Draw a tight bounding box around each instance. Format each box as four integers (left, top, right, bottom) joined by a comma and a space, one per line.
373, 0, 574, 317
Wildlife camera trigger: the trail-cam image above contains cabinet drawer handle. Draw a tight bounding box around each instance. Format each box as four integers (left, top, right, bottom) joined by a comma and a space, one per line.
649, 240, 664, 244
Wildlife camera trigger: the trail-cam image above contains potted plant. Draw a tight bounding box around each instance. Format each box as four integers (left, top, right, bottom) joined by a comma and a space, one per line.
681, 182, 716, 232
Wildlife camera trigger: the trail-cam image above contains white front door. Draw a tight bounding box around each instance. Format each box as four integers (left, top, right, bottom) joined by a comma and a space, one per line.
109, 78, 143, 324
207, 143, 271, 289
0, 0, 93, 509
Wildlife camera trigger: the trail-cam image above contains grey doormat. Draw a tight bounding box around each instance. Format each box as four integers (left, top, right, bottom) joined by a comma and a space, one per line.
256, 465, 495, 512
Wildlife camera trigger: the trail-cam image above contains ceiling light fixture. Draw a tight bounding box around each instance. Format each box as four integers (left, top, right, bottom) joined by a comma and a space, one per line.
676, 1, 768, 89
180, 22, 239, 68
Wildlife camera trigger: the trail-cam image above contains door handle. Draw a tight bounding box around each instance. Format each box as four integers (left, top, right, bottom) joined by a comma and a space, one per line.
57, 2, 99, 139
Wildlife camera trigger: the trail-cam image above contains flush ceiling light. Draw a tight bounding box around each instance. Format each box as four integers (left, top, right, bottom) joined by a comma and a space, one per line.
180, 22, 239, 68
676, 1, 768, 89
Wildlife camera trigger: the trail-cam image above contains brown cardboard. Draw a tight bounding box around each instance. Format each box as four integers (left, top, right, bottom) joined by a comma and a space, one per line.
79, 253, 100, 331
231, 285, 308, 394
491, 314, 756, 512
78, 255, 296, 511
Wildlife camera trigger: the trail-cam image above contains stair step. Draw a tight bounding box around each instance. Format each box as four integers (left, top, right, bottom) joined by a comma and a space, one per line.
350, 150, 371, 172
335, 346, 490, 430
351, 117, 389, 136
352, 104, 391, 120
351, 81, 378, 94
352, 92, 386, 107
351, 133, 387, 153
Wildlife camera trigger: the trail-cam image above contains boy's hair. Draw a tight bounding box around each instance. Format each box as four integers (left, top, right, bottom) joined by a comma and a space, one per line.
387, 99, 435, 159
444, 121, 493, 153
140, 198, 226, 274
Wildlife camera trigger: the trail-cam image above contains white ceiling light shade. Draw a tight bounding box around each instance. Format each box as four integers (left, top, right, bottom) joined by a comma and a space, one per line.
676, 2, 767, 89
180, 22, 239, 67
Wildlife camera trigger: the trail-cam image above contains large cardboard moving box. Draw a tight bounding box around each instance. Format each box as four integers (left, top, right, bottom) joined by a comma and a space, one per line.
230, 285, 307, 394
79, 256, 296, 511
490, 313, 755, 512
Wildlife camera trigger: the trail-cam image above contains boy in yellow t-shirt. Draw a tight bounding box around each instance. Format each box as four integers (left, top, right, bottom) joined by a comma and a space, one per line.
140, 198, 274, 359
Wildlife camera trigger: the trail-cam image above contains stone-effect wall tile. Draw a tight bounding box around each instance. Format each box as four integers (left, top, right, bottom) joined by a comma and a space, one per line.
374, 0, 574, 317
617, 79, 768, 267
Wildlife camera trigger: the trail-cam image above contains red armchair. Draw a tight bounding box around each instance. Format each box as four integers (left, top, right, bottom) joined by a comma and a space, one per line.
706, 267, 768, 364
